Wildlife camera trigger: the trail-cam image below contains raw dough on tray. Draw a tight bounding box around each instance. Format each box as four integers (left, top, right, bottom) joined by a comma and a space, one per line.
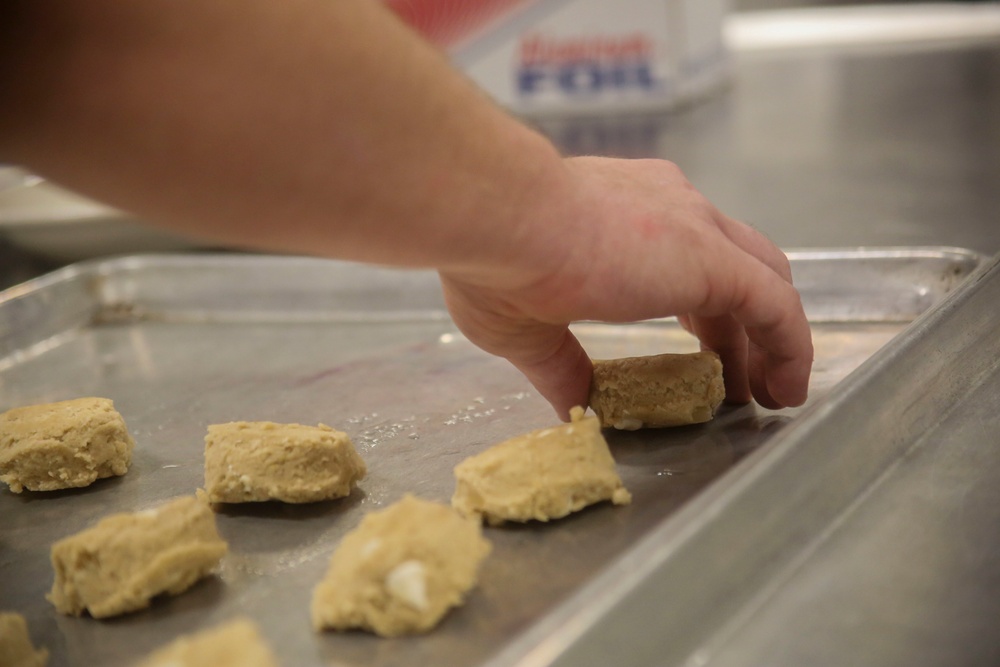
589, 351, 725, 430
312, 495, 491, 637
204, 421, 366, 504
48, 495, 228, 618
0, 612, 49, 667
0, 397, 134, 493
136, 618, 278, 667
451, 406, 631, 526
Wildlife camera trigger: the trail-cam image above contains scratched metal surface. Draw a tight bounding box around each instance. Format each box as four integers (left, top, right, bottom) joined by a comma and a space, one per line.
0, 249, 982, 667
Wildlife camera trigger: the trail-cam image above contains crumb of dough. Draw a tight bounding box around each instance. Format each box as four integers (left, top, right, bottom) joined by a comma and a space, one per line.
0, 612, 49, 667
135, 618, 279, 667
204, 421, 366, 504
589, 352, 725, 430
0, 397, 134, 493
451, 407, 631, 526
48, 495, 228, 618
311, 495, 491, 637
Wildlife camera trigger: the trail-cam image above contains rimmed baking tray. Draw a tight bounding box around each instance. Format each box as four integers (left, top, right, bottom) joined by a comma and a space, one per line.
0, 247, 986, 666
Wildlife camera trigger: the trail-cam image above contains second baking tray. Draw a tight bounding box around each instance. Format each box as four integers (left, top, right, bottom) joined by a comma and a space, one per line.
0, 247, 983, 667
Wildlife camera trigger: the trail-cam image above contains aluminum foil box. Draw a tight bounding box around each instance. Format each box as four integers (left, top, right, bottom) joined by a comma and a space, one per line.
386, 0, 731, 116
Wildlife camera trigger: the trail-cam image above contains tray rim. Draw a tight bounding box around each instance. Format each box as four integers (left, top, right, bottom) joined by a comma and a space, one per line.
481, 251, 1000, 667
0, 246, 992, 667
0, 244, 986, 314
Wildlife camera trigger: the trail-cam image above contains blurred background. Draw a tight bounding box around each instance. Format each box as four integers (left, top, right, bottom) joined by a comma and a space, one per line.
2, 0, 999, 287
739, 0, 904, 7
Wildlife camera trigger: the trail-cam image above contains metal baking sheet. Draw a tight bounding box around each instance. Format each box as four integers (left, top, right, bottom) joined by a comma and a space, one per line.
525, 250, 1000, 667
0, 247, 983, 667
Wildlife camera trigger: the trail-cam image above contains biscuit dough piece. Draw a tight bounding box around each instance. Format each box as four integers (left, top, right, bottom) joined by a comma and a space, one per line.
0, 612, 49, 667
48, 495, 228, 618
589, 351, 725, 430
204, 421, 366, 504
136, 619, 278, 667
452, 407, 631, 526
0, 397, 134, 493
311, 495, 491, 637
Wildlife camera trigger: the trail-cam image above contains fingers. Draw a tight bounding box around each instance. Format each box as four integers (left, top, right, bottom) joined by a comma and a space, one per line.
725, 263, 813, 408
505, 328, 593, 421
684, 314, 752, 405
689, 213, 808, 408
687, 305, 809, 409
440, 277, 592, 421
746, 339, 781, 409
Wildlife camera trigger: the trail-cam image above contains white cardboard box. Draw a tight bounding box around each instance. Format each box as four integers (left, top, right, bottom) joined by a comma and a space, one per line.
388, 0, 731, 116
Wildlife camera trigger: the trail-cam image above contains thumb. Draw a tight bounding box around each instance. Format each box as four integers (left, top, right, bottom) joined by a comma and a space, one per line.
439, 276, 593, 420
504, 327, 592, 421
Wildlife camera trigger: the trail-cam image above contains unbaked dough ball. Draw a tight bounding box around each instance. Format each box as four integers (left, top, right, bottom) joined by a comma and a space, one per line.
311, 495, 491, 637
589, 351, 725, 430
0, 397, 134, 493
48, 495, 228, 618
0, 612, 48, 667
451, 406, 631, 526
204, 421, 366, 504
136, 619, 278, 667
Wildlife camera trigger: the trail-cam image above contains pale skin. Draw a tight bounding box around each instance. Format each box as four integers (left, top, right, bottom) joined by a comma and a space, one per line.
0, 0, 813, 419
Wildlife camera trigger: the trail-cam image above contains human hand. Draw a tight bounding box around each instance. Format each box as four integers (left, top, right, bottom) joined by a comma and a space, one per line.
0, 0, 809, 421
439, 156, 813, 420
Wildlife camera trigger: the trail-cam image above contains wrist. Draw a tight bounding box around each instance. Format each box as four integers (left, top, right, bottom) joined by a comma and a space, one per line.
437, 125, 582, 291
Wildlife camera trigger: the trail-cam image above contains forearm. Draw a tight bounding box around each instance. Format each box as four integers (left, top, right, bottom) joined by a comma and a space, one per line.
0, 0, 569, 277
0, 1, 814, 414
